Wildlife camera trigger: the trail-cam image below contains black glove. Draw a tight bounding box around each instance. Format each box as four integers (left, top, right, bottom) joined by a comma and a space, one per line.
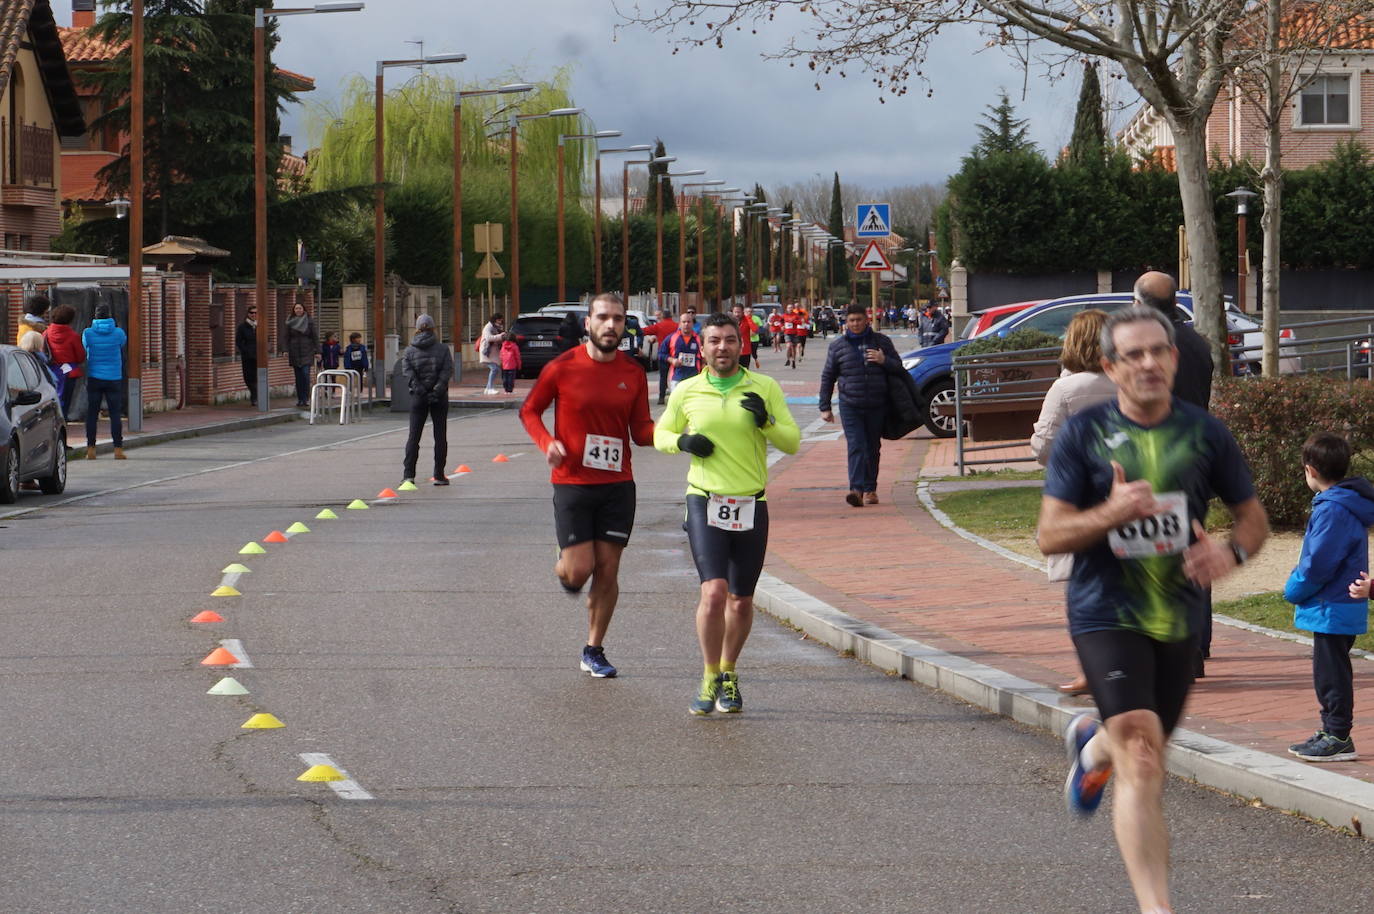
678, 433, 715, 458
740, 392, 769, 428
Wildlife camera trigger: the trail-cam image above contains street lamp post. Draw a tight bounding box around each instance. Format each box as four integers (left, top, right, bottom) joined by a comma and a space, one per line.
256, 3, 364, 412
1225, 186, 1258, 314
372, 50, 465, 396
127, 0, 144, 430
590, 145, 650, 298
556, 129, 620, 301
682, 180, 725, 309
452, 83, 533, 377
509, 106, 584, 314
655, 168, 704, 312
744, 202, 766, 309
623, 154, 673, 305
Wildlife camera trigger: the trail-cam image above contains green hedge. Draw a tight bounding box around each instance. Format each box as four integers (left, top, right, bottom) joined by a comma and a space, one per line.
1211, 376, 1374, 528
959, 329, 1061, 358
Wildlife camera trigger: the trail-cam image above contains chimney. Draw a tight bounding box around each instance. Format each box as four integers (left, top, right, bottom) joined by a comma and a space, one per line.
279, 135, 292, 154
72, 0, 96, 29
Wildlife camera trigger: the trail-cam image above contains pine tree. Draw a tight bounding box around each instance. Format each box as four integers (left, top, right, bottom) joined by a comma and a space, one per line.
974, 91, 1035, 157
826, 171, 848, 288
648, 139, 675, 220
1068, 63, 1107, 167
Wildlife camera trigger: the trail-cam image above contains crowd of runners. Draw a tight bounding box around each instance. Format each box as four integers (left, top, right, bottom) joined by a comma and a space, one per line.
511, 285, 1307, 914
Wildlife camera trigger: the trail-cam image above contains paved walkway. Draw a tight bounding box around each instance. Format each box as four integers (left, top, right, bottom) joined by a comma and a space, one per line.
765, 431, 1374, 790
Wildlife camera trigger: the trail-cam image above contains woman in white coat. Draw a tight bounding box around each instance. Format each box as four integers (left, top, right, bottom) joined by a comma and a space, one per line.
1031, 308, 1116, 695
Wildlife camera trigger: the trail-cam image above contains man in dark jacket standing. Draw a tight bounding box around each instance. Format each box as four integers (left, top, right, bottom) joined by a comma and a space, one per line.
401, 314, 454, 486
818, 302, 906, 507
235, 305, 258, 407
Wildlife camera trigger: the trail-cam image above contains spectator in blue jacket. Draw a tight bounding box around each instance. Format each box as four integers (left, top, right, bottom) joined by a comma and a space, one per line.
817, 302, 904, 507
343, 332, 370, 375
81, 303, 128, 459
1284, 431, 1374, 763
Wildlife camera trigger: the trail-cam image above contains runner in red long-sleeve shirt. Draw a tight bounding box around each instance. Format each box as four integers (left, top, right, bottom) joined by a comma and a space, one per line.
519, 292, 655, 678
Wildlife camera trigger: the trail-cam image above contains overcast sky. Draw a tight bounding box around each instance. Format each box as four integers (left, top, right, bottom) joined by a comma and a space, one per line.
60, 1, 1142, 194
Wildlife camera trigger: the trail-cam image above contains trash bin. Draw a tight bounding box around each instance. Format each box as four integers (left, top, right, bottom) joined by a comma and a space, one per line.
389, 361, 411, 412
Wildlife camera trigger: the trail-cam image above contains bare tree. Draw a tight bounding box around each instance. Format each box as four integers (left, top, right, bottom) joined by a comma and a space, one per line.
769, 175, 832, 223
885, 183, 945, 237
618, 0, 1257, 370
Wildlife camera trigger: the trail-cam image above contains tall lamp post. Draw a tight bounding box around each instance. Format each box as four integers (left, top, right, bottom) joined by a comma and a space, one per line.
623, 153, 674, 304
655, 168, 704, 311
509, 106, 584, 314
372, 50, 466, 396
556, 129, 621, 301
704, 187, 740, 306
717, 195, 746, 306
681, 180, 725, 308
127, 0, 144, 430
452, 83, 533, 378
743, 203, 767, 309
255, 2, 364, 412
1225, 186, 1258, 314
592, 144, 651, 295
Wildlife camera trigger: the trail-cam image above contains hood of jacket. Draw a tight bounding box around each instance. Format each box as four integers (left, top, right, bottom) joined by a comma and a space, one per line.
410, 329, 438, 349
88, 317, 118, 336
1316, 477, 1374, 527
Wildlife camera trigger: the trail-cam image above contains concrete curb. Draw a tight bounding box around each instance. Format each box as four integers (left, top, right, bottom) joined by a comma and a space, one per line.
752, 571, 1374, 838
82, 410, 302, 456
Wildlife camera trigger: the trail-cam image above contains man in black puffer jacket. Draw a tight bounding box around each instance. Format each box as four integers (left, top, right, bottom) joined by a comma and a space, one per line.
817, 302, 906, 507
401, 314, 455, 486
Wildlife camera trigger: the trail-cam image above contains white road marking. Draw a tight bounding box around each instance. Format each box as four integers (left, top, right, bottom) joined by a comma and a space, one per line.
220, 638, 253, 669
0, 409, 503, 520
298, 752, 374, 800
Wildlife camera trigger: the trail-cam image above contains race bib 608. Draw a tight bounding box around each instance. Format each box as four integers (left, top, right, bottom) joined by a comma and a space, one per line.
1108, 491, 1188, 559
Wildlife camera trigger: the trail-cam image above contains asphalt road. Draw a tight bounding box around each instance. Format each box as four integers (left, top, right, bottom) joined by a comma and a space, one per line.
3, 376, 1372, 913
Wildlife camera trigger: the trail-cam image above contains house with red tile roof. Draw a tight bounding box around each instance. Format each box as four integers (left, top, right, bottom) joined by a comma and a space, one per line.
1119, 7, 1374, 171
58, 0, 313, 218
0, 0, 85, 252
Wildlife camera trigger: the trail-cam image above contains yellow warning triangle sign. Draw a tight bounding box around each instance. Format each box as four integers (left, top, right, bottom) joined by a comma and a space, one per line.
475, 252, 504, 280
855, 240, 893, 272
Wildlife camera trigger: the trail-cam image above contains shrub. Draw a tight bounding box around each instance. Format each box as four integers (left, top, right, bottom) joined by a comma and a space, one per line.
959, 328, 1061, 358
1211, 376, 1374, 528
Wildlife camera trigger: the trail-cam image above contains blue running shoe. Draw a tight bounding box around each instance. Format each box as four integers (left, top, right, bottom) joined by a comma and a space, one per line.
715, 671, 742, 713
690, 674, 721, 715
580, 645, 616, 678
1064, 712, 1111, 816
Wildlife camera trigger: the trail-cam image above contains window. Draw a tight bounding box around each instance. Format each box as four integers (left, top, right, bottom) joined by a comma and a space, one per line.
5, 353, 26, 399
1300, 74, 1352, 126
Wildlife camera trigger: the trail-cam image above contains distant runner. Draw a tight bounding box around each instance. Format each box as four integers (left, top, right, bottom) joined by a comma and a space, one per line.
655, 311, 800, 715
519, 292, 655, 679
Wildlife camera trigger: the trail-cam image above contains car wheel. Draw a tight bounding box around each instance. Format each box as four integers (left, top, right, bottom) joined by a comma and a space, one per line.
38, 430, 67, 495
0, 440, 18, 504
922, 379, 960, 438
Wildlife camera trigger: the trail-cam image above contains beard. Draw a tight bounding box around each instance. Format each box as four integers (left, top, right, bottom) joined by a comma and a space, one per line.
590, 329, 622, 353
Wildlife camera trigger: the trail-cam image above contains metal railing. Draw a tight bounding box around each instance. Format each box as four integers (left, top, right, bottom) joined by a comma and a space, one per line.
950, 345, 1060, 475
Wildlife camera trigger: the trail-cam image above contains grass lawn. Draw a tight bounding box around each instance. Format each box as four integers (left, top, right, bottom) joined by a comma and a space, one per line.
931, 485, 1236, 538
1217, 592, 1374, 653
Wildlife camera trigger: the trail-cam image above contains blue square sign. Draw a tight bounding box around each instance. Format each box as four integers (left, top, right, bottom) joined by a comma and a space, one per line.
855, 203, 891, 238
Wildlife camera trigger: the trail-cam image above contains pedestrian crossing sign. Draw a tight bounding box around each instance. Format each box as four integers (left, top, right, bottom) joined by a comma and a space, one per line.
855, 203, 891, 237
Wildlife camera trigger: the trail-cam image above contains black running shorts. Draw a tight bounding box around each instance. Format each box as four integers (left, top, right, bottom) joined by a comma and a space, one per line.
683, 494, 769, 597
1072, 629, 1198, 735
552, 481, 636, 548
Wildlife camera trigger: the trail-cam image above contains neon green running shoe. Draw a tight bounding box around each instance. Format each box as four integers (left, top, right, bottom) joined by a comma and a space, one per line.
690, 674, 721, 716
715, 671, 742, 713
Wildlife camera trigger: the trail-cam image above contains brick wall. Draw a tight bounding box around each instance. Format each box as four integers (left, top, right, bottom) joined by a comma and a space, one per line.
1208, 71, 1374, 167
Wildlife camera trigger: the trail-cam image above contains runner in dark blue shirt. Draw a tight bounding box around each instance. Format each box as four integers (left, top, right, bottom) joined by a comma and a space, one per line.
1038, 304, 1268, 914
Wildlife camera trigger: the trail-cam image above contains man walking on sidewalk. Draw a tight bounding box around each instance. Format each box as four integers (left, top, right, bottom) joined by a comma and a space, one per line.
236, 305, 258, 407
818, 302, 905, 507
655, 312, 799, 715
1037, 305, 1268, 914
519, 293, 655, 679
400, 314, 453, 487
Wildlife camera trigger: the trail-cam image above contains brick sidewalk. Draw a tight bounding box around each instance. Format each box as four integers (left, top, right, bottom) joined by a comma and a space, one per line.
765, 432, 1374, 785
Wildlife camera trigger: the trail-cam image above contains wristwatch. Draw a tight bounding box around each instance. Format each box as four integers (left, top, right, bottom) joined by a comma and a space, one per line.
1228, 541, 1248, 566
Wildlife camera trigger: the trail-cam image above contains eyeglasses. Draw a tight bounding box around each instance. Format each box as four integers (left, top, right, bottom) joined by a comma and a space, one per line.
1113, 343, 1172, 366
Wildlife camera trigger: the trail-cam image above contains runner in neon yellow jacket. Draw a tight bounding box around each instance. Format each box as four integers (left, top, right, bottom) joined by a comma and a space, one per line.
654, 312, 800, 716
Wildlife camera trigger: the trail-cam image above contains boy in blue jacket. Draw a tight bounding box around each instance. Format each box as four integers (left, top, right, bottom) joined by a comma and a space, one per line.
1285, 432, 1374, 762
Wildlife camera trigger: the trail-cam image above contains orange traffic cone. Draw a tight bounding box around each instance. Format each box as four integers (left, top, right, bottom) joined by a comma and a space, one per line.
200, 646, 240, 666
454, 464, 472, 474
263, 530, 288, 543
190, 610, 224, 623
492, 454, 509, 463
377, 487, 399, 498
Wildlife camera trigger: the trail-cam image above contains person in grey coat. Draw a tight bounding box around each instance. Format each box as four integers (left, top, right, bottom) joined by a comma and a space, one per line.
285, 302, 319, 407
401, 314, 454, 486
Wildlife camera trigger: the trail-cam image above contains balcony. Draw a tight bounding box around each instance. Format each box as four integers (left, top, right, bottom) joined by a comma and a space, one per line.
2, 121, 56, 208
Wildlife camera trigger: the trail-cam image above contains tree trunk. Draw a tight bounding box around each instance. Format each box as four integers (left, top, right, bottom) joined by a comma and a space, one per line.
1172, 116, 1227, 374
1261, 0, 1282, 378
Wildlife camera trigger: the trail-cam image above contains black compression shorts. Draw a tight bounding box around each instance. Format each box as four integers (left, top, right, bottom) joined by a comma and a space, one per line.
553, 481, 636, 548
1072, 629, 1197, 735
683, 494, 769, 597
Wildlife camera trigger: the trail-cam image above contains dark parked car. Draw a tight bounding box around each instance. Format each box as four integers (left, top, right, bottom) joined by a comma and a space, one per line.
1, 344, 67, 502
510, 314, 568, 378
